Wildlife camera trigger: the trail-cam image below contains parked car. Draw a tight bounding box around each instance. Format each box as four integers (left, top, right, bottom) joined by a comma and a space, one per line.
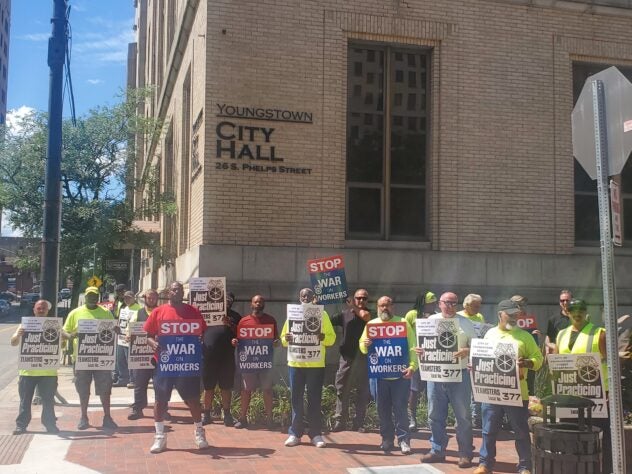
0, 291, 17, 302
0, 299, 10, 314
60, 288, 71, 300
20, 293, 40, 308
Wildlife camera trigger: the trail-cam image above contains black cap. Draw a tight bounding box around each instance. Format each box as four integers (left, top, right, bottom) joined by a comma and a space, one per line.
568, 298, 587, 312
497, 299, 521, 315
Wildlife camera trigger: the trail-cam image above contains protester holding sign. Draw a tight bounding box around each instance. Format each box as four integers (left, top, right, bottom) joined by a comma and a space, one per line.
473, 299, 542, 474
420, 292, 476, 468
62, 286, 118, 431
231, 294, 279, 430
404, 290, 437, 432
10, 300, 59, 435
113, 291, 141, 388
281, 288, 336, 448
554, 298, 610, 474
359, 296, 416, 455
331, 288, 372, 433
144, 281, 209, 454
127, 288, 160, 421
202, 291, 241, 427
510, 295, 541, 397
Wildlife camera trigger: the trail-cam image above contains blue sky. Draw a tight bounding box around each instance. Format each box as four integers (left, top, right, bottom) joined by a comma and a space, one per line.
8, 0, 135, 115
4, 0, 135, 236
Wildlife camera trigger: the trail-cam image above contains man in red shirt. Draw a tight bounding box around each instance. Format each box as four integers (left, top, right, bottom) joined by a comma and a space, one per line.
144, 281, 208, 453
231, 294, 279, 429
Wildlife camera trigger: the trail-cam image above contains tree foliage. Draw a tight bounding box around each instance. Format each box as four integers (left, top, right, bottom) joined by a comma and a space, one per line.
0, 89, 167, 303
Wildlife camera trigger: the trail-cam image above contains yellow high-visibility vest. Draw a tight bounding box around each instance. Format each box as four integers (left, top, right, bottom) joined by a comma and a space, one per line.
557, 322, 608, 391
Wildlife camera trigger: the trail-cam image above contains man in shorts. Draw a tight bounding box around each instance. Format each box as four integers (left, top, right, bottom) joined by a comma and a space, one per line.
231, 294, 279, 429
62, 286, 118, 431
144, 281, 209, 453
202, 292, 241, 426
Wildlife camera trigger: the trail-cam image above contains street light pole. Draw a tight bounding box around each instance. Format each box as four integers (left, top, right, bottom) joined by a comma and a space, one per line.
40, 0, 67, 316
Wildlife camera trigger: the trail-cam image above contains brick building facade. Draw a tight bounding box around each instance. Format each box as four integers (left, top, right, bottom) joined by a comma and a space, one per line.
129, 0, 632, 327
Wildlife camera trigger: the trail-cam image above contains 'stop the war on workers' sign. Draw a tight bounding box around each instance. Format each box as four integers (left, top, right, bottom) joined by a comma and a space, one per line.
157, 320, 204, 377
366, 322, 409, 379
307, 255, 348, 305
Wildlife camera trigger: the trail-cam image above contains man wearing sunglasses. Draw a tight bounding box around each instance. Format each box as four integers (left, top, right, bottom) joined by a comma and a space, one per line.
545, 289, 572, 354
330, 289, 373, 433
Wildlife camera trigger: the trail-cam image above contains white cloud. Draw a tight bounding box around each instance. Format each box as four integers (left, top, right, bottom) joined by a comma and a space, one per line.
72, 19, 135, 65
6, 106, 36, 132
87, 79, 104, 85
1, 212, 23, 238
17, 33, 49, 42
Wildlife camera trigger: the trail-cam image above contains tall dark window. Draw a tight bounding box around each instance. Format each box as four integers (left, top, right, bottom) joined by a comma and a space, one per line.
346, 44, 430, 240
573, 63, 632, 244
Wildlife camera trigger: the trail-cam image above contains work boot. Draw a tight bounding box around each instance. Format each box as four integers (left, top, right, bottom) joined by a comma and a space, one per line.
223, 409, 234, 427
202, 410, 212, 426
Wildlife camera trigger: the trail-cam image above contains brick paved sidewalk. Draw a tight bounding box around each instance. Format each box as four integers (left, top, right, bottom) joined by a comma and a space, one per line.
0, 367, 523, 473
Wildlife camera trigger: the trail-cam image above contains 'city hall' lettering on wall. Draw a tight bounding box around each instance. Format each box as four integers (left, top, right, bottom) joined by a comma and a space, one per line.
214, 102, 313, 175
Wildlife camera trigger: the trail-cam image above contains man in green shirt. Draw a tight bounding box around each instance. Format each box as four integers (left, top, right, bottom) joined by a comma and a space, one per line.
360, 296, 417, 455
63, 286, 118, 431
10, 299, 59, 434
474, 299, 543, 474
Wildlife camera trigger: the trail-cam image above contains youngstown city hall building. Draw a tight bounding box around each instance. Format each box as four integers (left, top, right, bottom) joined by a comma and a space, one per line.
129, 0, 632, 330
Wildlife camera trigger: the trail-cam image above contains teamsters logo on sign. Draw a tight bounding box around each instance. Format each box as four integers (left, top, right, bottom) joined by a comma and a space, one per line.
470, 338, 522, 406
18, 317, 62, 370
189, 277, 227, 326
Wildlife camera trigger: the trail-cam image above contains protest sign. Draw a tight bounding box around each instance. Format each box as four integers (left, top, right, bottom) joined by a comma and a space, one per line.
75, 319, 116, 370
128, 321, 154, 370
117, 307, 135, 347
98, 301, 115, 312
548, 353, 607, 418
189, 277, 227, 326
470, 338, 522, 406
18, 317, 62, 370
366, 322, 409, 379
307, 255, 348, 304
156, 320, 203, 377
287, 304, 323, 363
516, 313, 538, 331
237, 324, 274, 373
416, 318, 462, 382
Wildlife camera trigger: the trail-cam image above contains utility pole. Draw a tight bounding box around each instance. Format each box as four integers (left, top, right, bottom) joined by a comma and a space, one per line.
40, 0, 67, 316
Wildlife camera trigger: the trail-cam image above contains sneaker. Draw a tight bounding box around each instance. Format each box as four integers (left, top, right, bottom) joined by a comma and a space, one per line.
458, 456, 473, 468
12, 426, 26, 435
284, 435, 301, 447
127, 382, 135, 389
102, 415, 118, 430
195, 427, 209, 449
400, 440, 411, 455
77, 417, 90, 430
473, 466, 492, 474
223, 410, 234, 427
408, 411, 418, 432
201, 411, 212, 426
379, 440, 394, 452
421, 452, 445, 463
150, 434, 167, 454
128, 408, 143, 420
234, 418, 248, 429
332, 421, 345, 432
112, 381, 127, 388
311, 435, 326, 448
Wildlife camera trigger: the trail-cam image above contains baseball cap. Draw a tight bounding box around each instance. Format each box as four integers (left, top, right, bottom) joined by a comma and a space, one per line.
568, 299, 587, 312
123, 291, 135, 298
497, 299, 521, 315
424, 291, 437, 304
115, 284, 127, 292
85, 286, 99, 295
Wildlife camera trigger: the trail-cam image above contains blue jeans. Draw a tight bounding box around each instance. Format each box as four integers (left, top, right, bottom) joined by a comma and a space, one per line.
375, 377, 410, 444
288, 367, 325, 439
427, 370, 473, 457
479, 401, 532, 471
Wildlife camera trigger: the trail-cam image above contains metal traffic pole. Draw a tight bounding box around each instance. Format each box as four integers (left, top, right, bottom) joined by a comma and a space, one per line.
592, 78, 626, 474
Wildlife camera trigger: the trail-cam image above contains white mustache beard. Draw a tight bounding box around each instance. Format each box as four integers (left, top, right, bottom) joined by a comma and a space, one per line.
378, 312, 390, 321
505, 323, 515, 330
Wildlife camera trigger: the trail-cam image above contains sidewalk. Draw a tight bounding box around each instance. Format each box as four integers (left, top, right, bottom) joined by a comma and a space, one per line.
0, 366, 522, 473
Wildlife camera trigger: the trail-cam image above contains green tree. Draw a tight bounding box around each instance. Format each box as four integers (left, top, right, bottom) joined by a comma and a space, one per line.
0, 91, 168, 308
